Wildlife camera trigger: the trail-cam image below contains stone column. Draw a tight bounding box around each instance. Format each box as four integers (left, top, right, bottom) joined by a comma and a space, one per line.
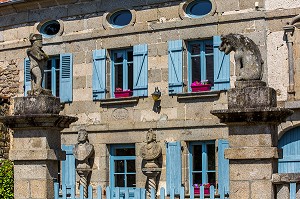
211, 81, 292, 199
0, 96, 77, 199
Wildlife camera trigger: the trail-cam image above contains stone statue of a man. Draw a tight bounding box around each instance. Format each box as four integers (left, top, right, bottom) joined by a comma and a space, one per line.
26, 33, 49, 96
73, 129, 94, 170
140, 129, 162, 165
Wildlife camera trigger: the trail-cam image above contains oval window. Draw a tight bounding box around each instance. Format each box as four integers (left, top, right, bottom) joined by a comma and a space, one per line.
186, 0, 212, 18
39, 20, 61, 37
110, 10, 132, 28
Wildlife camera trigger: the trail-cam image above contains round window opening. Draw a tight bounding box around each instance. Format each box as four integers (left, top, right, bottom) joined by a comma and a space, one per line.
39, 20, 61, 37
110, 10, 132, 28
186, 0, 212, 18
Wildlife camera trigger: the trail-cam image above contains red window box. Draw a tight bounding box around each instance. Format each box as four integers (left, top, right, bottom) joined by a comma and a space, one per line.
191, 84, 211, 92
194, 187, 210, 195
114, 90, 133, 98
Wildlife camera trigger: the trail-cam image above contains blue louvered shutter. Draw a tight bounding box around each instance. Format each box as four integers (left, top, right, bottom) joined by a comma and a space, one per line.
213, 36, 230, 91
93, 49, 106, 100
218, 139, 229, 197
24, 58, 31, 96
133, 44, 148, 97
168, 40, 183, 94
166, 141, 182, 195
61, 145, 76, 195
60, 53, 73, 103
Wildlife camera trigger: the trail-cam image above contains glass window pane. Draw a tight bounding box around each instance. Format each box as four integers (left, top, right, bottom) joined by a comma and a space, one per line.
44, 71, 52, 90
115, 174, 125, 187
114, 52, 124, 63
46, 60, 52, 70
193, 173, 202, 185
207, 172, 216, 185
115, 160, 125, 173
111, 10, 132, 27
189, 1, 212, 16
127, 51, 133, 62
205, 43, 213, 54
128, 63, 133, 91
55, 58, 60, 69
127, 160, 135, 172
191, 44, 200, 55
126, 174, 136, 187
115, 64, 123, 89
115, 148, 135, 156
206, 55, 214, 85
56, 70, 60, 97
193, 145, 202, 171
207, 144, 215, 171
192, 57, 201, 83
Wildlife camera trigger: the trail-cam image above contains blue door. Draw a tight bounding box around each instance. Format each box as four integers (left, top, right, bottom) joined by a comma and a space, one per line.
278, 127, 300, 173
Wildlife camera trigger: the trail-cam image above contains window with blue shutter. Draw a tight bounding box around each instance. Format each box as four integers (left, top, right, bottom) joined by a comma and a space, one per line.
217, 139, 229, 196
61, 145, 76, 195
186, 36, 230, 92
189, 141, 216, 194
168, 40, 183, 94
24, 54, 73, 102
24, 58, 31, 96
213, 36, 230, 91
110, 44, 148, 98
60, 53, 73, 103
93, 49, 106, 100
133, 44, 148, 97
166, 141, 182, 195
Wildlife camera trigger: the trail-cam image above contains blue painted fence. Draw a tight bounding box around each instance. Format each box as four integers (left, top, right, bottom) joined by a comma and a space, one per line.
54, 183, 228, 199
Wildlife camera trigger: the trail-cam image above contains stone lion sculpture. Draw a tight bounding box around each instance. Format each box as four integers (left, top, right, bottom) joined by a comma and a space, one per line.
219, 34, 264, 81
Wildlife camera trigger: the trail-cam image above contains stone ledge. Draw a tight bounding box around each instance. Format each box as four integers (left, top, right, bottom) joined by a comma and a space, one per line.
9, 149, 65, 161
285, 100, 300, 109
225, 147, 281, 160
176, 90, 220, 100
100, 97, 139, 106
272, 173, 300, 184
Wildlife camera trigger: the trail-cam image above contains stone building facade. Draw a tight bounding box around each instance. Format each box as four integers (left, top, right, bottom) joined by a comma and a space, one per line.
1, 0, 300, 198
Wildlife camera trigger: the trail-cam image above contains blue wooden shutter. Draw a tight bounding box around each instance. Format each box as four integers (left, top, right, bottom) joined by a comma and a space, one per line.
218, 139, 229, 196
93, 49, 106, 100
60, 53, 73, 103
133, 44, 148, 97
166, 141, 182, 195
279, 127, 300, 173
24, 58, 31, 96
213, 36, 230, 91
168, 40, 183, 94
61, 145, 76, 195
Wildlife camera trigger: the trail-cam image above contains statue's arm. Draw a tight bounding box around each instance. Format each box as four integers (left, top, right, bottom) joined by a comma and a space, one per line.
27, 48, 48, 61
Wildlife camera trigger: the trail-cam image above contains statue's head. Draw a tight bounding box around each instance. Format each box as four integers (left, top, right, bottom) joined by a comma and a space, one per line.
77, 129, 88, 143
219, 34, 239, 55
29, 33, 43, 47
146, 129, 156, 143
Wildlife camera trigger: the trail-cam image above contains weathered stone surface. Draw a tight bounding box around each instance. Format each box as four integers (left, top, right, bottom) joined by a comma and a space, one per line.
272, 173, 300, 183
13, 96, 61, 115
225, 147, 280, 159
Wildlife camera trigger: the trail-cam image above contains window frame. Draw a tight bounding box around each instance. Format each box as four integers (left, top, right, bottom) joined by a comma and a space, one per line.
43, 56, 60, 97
110, 48, 134, 98
188, 141, 216, 192
109, 144, 136, 188
187, 39, 214, 92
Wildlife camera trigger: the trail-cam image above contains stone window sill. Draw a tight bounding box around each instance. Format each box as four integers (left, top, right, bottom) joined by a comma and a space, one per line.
100, 96, 139, 106
176, 90, 221, 100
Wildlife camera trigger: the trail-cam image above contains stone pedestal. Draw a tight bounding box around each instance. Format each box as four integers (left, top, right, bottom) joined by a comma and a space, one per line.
211, 81, 292, 199
0, 96, 77, 199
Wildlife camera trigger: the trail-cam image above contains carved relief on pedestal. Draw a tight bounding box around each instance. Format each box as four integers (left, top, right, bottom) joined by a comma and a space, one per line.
139, 129, 162, 198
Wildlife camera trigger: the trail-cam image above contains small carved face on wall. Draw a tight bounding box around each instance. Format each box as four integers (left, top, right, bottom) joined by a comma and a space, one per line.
77, 129, 88, 143
146, 129, 156, 143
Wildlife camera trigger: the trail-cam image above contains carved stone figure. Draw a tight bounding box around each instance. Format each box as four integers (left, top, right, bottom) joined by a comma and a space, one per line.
73, 129, 94, 198
219, 34, 264, 81
140, 129, 162, 198
26, 33, 50, 96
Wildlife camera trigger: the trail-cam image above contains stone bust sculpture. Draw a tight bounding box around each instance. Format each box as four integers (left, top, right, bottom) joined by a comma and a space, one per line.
140, 129, 162, 167
219, 34, 264, 81
26, 33, 49, 96
73, 129, 94, 170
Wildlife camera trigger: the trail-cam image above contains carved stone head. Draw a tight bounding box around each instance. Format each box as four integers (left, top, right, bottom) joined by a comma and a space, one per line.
77, 129, 88, 143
